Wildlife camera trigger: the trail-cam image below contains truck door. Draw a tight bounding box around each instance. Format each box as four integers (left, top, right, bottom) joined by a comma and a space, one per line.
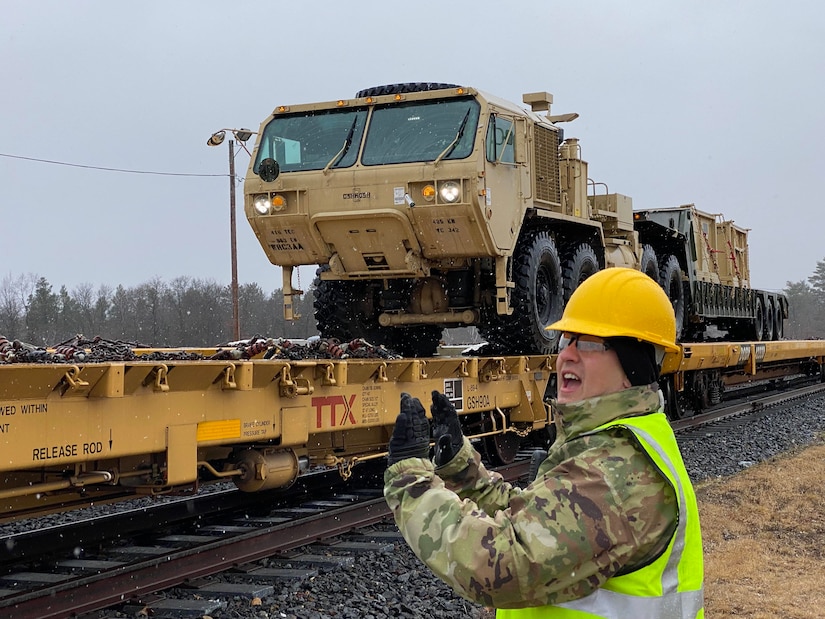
483, 113, 530, 251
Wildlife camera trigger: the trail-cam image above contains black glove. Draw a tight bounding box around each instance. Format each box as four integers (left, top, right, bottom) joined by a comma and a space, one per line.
387, 393, 431, 466
431, 390, 463, 467
528, 449, 548, 481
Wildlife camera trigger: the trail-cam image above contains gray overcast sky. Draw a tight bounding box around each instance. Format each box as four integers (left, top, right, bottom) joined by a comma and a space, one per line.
2, 0, 823, 294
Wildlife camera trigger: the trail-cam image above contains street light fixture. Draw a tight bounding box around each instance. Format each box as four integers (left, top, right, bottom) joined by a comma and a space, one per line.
207, 127, 256, 341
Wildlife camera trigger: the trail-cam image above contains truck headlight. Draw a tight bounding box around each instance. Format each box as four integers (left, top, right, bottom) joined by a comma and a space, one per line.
439, 181, 461, 203
253, 194, 271, 215
253, 194, 287, 214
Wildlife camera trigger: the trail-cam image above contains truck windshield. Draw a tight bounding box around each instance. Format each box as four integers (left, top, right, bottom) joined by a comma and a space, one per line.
361, 97, 480, 165
253, 107, 368, 173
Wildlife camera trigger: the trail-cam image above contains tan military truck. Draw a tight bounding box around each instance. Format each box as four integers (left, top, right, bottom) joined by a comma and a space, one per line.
243, 83, 786, 356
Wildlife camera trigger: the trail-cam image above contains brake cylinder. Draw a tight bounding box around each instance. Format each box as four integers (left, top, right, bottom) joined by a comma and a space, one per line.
232, 448, 300, 492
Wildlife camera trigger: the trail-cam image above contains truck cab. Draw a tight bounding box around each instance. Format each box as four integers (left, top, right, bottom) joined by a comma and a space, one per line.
244, 84, 616, 355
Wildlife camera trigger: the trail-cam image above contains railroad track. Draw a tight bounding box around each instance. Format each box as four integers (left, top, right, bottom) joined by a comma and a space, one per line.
0, 460, 531, 618
672, 381, 825, 434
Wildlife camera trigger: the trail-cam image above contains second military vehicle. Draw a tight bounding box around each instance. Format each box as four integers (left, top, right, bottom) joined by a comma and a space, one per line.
242, 83, 786, 356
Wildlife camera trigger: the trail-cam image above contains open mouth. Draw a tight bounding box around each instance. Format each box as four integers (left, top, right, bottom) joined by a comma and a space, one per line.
561, 371, 581, 391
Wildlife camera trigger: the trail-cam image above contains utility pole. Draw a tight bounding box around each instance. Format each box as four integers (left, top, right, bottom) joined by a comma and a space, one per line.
228, 138, 239, 340
207, 128, 255, 341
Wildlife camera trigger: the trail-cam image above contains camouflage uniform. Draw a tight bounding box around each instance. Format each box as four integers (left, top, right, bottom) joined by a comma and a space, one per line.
383, 384, 680, 609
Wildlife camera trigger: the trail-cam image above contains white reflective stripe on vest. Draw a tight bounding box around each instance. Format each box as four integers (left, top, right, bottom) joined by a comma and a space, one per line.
554, 587, 704, 618
555, 423, 702, 619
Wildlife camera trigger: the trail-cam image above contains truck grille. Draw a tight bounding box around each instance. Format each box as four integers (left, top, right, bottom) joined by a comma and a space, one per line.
534, 125, 560, 204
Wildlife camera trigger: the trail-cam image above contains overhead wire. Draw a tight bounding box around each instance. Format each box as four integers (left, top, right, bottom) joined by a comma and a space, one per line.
0, 152, 228, 177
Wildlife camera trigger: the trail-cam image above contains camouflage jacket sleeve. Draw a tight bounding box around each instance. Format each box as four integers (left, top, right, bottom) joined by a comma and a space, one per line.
383, 429, 676, 609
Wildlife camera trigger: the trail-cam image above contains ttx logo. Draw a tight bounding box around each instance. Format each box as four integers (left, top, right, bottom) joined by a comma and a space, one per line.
312, 394, 357, 428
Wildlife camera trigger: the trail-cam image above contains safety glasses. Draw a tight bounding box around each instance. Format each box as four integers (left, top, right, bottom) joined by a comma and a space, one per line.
558, 333, 612, 353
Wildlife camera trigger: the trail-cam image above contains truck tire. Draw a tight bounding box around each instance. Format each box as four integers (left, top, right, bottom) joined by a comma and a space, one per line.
562, 243, 600, 303
752, 297, 766, 341
659, 255, 686, 340
313, 279, 355, 340
479, 231, 564, 355
355, 83, 461, 98
764, 298, 775, 341
373, 325, 442, 358
315, 270, 441, 357
512, 231, 565, 354
313, 269, 371, 342
775, 301, 784, 339
639, 244, 660, 283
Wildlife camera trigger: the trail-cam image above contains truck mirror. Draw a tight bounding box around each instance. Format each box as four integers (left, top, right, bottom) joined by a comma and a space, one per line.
259, 158, 280, 183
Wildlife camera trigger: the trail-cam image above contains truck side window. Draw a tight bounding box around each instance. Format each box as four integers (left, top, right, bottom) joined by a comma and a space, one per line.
486, 115, 515, 164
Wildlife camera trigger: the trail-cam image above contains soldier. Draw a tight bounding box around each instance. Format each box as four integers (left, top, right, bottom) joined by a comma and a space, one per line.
384, 267, 704, 618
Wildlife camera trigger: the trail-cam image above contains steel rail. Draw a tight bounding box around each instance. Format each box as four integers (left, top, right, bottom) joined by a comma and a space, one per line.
3, 461, 528, 619
4, 496, 390, 619
671, 382, 825, 433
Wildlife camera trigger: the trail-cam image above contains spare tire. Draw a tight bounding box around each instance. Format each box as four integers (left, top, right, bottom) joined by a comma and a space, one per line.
355, 82, 461, 98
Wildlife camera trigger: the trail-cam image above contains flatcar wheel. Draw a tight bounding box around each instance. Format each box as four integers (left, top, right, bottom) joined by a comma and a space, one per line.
483, 431, 521, 466
480, 411, 522, 465
660, 376, 687, 420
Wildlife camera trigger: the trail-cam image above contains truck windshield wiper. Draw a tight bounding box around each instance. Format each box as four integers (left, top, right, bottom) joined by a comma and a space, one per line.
323, 116, 359, 174
433, 108, 471, 166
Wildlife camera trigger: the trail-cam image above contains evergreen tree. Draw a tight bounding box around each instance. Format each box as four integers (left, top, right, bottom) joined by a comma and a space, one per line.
93, 285, 112, 334
25, 277, 60, 345
808, 259, 825, 304
57, 285, 81, 342
784, 280, 822, 339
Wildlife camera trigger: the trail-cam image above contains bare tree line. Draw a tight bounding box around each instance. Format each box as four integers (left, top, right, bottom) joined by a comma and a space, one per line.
0, 273, 317, 347
2, 261, 822, 350
784, 258, 825, 339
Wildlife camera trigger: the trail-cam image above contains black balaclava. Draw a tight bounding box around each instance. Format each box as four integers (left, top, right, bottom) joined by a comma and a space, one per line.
606, 337, 659, 386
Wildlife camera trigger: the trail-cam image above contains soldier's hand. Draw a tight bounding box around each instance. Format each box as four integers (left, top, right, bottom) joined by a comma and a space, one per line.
431, 390, 463, 467
387, 393, 431, 466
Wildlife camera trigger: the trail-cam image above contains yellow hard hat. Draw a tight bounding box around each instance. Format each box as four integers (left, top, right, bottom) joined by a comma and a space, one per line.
547, 267, 680, 353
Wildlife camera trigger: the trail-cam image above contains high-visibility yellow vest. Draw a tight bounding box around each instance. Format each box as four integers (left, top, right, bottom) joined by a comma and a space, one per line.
497, 411, 704, 618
